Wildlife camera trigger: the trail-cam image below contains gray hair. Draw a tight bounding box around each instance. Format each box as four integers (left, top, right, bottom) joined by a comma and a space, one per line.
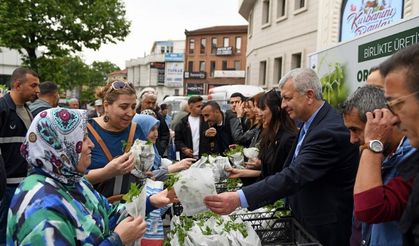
341, 85, 386, 123
279, 68, 323, 100
140, 92, 157, 101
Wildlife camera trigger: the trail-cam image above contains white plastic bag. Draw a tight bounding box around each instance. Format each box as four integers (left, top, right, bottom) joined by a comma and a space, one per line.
174, 168, 216, 216
243, 147, 259, 161
130, 139, 155, 177
229, 152, 245, 169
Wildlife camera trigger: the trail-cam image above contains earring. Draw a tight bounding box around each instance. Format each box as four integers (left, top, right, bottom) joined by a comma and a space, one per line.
103, 114, 110, 122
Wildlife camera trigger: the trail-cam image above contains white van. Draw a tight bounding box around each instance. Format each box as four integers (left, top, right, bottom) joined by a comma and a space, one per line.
208, 85, 264, 111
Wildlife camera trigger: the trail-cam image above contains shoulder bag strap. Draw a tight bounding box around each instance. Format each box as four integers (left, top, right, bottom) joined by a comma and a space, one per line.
125, 123, 137, 152
87, 122, 113, 162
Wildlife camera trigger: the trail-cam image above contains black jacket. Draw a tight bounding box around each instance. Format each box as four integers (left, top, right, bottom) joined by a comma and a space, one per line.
0, 93, 32, 179
155, 111, 170, 156
174, 114, 212, 159
260, 128, 296, 177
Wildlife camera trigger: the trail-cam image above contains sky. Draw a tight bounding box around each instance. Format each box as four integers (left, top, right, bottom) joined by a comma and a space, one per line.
80, 0, 248, 69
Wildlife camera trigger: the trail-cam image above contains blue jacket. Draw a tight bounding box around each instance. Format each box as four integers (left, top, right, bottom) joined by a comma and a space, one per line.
361, 137, 416, 246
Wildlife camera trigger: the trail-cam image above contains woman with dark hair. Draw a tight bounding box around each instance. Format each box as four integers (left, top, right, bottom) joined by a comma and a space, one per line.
229, 89, 297, 179
258, 89, 297, 176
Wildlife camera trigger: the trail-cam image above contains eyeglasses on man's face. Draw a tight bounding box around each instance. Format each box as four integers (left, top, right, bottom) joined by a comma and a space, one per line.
386, 91, 419, 114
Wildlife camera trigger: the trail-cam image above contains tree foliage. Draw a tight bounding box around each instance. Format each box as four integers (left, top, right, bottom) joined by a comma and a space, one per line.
37, 56, 120, 103
0, 0, 130, 69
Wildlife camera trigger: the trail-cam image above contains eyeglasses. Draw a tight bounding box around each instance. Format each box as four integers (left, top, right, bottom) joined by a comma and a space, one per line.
107, 81, 134, 93
386, 91, 419, 114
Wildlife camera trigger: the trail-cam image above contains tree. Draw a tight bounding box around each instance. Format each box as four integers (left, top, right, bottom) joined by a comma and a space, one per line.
37, 56, 120, 103
0, 0, 130, 69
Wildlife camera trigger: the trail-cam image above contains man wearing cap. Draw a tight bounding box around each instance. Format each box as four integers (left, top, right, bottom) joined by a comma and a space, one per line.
88, 99, 104, 118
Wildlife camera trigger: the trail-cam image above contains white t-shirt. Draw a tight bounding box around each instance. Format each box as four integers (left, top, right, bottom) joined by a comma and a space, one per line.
188, 115, 200, 157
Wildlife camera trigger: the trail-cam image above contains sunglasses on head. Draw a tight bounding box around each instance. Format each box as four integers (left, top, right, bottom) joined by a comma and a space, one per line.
268, 87, 281, 98
107, 81, 134, 93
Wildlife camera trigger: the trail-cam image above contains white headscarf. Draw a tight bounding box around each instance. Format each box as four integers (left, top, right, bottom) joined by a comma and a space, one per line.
21, 108, 87, 185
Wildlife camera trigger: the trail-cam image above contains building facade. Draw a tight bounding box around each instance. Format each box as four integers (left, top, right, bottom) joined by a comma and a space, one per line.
126, 40, 185, 102
0, 47, 23, 87
184, 25, 248, 95
239, 0, 419, 89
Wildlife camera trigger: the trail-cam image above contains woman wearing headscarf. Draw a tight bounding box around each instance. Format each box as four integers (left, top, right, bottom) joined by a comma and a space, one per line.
132, 114, 194, 245
7, 108, 151, 245
133, 113, 195, 181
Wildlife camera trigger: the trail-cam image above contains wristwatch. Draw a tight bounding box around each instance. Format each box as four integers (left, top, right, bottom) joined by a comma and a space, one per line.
361, 140, 384, 153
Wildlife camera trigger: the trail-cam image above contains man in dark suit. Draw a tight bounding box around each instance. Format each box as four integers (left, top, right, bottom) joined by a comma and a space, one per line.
205, 68, 359, 246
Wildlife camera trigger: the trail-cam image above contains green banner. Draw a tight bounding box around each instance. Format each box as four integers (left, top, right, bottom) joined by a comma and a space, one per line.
358, 26, 419, 62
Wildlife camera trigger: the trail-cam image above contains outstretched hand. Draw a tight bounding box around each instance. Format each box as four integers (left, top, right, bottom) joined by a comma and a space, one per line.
204, 192, 241, 215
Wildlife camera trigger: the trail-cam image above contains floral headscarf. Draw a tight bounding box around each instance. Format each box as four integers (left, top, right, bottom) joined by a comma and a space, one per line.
20, 108, 88, 185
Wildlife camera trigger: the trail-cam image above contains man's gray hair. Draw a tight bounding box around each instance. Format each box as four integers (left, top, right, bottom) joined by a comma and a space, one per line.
279, 68, 323, 100
341, 85, 386, 123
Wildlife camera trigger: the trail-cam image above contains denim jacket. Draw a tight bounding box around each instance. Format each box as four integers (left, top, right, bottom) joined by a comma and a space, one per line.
361, 137, 416, 246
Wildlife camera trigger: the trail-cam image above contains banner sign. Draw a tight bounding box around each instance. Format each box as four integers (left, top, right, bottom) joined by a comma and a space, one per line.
340, 0, 404, 42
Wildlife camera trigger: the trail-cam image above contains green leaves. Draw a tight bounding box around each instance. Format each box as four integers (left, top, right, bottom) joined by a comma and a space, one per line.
122, 183, 143, 203
164, 173, 180, 190
0, 0, 130, 69
319, 63, 348, 108
224, 145, 244, 157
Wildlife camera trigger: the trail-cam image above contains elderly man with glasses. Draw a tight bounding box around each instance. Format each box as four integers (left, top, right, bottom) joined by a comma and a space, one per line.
353, 43, 419, 245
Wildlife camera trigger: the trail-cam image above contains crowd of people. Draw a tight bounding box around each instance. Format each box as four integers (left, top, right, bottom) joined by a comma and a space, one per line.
0, 43, 418, 246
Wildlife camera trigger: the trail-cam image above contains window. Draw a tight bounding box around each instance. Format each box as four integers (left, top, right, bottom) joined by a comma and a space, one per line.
234, 61, 241, 71
223, 37, 229, 47
246, 66, 251, 84
235, 37, 242, 54
174, 89, 179, 96
189, 39, 195, 54
291, 53, 302, 69
211, 37, 217, 54
277, 0, 286, 18
294, 0, 305, 10
200, 38, 206, 54
273, 57, 283, 84
210, 61, 216, 77
160, 46, 165, 54
262, 0, 271, 25
222, 61, 228, 70
259, 61, 267, 86
199, 61, 205, 72
249, 11, 253, 37
169, 46, 173, 53
188, 61, 193, 72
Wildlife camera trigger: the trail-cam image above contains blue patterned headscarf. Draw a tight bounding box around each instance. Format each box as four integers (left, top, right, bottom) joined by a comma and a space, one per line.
20, 108, 88, 185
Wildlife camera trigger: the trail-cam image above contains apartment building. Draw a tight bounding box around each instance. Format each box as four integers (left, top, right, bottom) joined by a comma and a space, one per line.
183, 25, 248, 95
239, 0, 419, 89
126, 40, 185, 101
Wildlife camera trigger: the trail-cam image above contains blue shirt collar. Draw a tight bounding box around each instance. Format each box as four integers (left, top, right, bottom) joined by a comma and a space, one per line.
302, 101, 325, 132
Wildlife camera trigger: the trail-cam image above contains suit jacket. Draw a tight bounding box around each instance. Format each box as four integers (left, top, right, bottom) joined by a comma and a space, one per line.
242, 102, 359, 246
174, 114, 212, 159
